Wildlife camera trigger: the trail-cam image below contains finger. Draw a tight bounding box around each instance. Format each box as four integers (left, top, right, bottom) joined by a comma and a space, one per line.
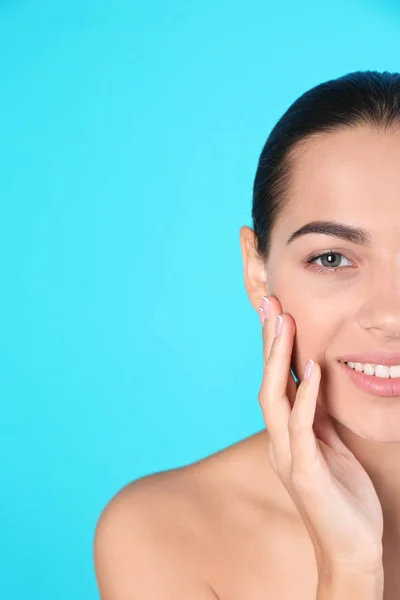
260, 296, 298, 397
268, 440, 278, 473
288, 360, 321, 470
259, 313, 294, 429
288, 363, 334, 497
259, 312, 294, 473
260, 295, 282, 361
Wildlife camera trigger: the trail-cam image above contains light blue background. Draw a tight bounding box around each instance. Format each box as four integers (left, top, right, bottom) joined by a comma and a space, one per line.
1, 0, 398, 598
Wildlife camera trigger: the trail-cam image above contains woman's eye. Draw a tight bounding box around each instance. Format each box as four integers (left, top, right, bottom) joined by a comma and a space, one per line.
305, 252, 353, 273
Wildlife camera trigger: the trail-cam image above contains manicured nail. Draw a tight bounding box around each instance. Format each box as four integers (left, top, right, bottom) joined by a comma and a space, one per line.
304, 359, 314, 381
261, 296, 270, 319
258, 307, 265, 325
275, 314, 283, 337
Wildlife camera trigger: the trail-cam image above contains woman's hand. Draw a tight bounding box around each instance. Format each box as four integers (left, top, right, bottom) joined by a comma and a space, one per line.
258, 295, 384, 574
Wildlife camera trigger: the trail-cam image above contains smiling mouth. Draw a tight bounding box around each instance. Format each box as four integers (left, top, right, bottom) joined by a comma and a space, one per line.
337, 359, 400, 398
338, 359, 400, 379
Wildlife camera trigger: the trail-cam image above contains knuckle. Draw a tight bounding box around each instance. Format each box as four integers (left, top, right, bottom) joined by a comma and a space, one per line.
258, 370, 273, 404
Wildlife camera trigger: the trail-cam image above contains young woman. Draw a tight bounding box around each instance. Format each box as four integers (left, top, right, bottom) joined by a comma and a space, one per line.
93, 70, 400, 599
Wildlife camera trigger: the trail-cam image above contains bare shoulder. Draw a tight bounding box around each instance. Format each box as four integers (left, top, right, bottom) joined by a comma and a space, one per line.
93, 429, 314, 599
93, 463, 221, 598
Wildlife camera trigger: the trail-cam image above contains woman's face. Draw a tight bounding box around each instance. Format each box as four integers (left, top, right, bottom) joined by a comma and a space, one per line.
241, 125, 400, 442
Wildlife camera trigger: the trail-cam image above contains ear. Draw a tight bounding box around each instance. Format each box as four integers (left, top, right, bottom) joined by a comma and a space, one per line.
239, 226, 269, 314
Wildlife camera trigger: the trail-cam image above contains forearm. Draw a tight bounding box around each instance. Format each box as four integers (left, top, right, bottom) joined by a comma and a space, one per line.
317, 564, 384, 600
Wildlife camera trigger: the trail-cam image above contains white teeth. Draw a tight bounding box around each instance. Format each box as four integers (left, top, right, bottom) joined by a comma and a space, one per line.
346, 361, 400, 379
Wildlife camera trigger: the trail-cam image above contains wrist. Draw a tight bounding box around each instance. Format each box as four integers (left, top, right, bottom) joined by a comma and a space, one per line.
317, 563, 384, 600
318, 559, 384, 576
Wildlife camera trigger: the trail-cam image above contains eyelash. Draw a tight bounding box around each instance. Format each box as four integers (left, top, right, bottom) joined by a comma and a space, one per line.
304, 251, 354, 275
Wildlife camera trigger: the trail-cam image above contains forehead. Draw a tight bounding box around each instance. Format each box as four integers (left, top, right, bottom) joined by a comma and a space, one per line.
285, 125, 400, 219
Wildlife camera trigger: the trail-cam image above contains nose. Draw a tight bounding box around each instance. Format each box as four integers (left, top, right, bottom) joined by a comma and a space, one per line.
358, 263, 400, 339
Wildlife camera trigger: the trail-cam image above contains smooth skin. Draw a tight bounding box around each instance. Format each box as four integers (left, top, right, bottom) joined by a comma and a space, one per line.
258, 295, 383, 574
94, 125, 400, 599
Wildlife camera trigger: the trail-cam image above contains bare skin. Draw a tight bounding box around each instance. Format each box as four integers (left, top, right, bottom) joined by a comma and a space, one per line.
94, 125, 400, 599
95, 428, 320, 599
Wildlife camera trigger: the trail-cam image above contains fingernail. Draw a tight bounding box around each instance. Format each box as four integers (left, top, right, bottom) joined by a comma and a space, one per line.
275, 314, 283, 337
258, 307, 265, 326
261, 296, 270, 319
304, 359, 314, 380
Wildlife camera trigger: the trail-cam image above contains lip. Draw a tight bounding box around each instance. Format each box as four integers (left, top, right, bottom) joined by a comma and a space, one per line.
339, 361, 400, 397
338, 352, 400, 367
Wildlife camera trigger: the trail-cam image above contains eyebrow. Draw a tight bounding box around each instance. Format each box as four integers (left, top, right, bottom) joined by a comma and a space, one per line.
286, 220, 372, 247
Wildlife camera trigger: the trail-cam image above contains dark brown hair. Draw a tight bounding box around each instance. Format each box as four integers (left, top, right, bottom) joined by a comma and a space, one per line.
252, 70, 400, 262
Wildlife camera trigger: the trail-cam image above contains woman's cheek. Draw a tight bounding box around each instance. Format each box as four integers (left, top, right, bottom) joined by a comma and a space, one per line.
288, 310, 325, 383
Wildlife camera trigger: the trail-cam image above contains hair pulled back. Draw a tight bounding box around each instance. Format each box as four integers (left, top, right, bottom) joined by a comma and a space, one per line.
252, 70, 400, 261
